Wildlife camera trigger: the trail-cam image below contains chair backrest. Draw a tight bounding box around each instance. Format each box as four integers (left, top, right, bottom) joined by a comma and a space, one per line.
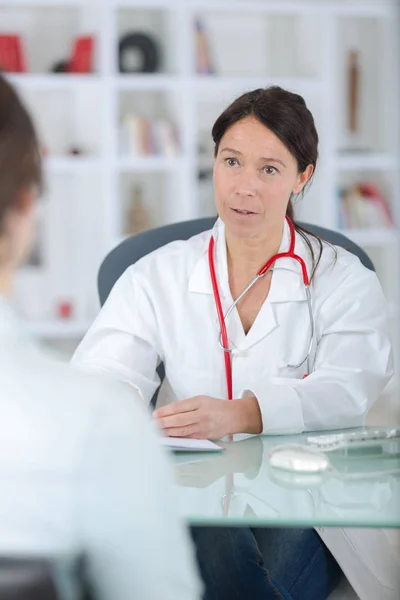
0, 558, 59, 600
98, 218, 374, 306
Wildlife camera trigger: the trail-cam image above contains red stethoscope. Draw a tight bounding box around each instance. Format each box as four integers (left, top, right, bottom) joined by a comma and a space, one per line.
208, 216, 314, 401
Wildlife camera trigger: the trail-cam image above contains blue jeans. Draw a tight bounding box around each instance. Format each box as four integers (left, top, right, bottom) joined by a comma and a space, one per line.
190, 526, 342, 600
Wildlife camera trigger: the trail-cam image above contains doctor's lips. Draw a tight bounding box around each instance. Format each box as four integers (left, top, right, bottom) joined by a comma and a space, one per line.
230, 207, 257, 216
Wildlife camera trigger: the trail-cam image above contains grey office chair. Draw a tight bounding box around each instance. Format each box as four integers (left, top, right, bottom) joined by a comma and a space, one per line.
97, 218, 374, 408
0, 558, 59, 600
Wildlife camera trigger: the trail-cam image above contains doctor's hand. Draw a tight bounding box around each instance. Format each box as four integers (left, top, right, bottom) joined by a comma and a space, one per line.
153, 395, 262, 440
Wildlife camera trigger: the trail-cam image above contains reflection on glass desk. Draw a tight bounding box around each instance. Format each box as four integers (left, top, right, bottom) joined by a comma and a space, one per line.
171, 429, 400, 528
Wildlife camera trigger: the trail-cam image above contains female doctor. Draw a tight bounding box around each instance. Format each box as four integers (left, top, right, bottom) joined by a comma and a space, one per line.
73, 87, 396, 600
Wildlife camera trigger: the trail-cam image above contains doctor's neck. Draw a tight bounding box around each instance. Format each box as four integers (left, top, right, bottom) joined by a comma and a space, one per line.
225, 222, 284, 278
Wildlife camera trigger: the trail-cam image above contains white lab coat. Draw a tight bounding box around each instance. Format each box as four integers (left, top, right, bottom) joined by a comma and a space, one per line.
73, 218, 397, 599
0, 297, 202, 600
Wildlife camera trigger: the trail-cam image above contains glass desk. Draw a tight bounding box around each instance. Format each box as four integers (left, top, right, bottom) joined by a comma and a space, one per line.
171, 429, 400, 528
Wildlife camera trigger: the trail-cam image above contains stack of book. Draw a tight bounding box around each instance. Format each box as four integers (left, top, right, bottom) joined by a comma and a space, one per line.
338, 182, 393, 229
120, 115, 179, 157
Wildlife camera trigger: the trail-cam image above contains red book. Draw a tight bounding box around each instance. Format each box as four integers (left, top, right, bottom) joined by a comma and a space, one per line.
0, 35, 8, 71
0, 35, 26, 72
13, 35, 27, 72
0, 35, 14, 71
67, 35, 94, 73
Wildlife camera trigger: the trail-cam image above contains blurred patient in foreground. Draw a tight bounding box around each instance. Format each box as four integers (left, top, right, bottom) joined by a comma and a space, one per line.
0, 74, 201, 600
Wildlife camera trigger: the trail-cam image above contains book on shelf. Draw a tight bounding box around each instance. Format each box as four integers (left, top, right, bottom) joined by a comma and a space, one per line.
120, 115, 179, 157
67, 35, 95, 73
338, 182, 394, 230
194, 18, 214, 75
0, 34, 27, 72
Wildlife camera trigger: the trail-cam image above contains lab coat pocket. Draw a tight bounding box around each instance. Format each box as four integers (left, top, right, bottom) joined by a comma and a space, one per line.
272, 360, 308, 382
271, 303, 315, 380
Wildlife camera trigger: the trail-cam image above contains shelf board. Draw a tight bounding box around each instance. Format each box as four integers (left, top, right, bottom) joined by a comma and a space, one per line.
13, 0, 388, 14
2, 0, 85, 5
4, 1, 394, 16
7, 74, 100, 89
26, 320, 91, 340
114, 0, 184, 7
331, 1, 394, 17
112, 75, 321, 94
116, 156, 184, 172
188, 1, 325, 15
44, 156, 101, 172
193, 75, 321, 94
336, 154, 397, 171
186, 1, 394, 17
7, 0, 391, 13
113, 74, 178, 90
338, 228, 398, 246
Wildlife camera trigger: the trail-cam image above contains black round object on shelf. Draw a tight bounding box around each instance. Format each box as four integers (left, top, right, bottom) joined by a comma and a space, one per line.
118, 32, 160, 74
51, 59, 68, 73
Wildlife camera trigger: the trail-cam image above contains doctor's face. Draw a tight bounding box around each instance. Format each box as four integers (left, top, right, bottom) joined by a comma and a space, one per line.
213, 116, 312, 240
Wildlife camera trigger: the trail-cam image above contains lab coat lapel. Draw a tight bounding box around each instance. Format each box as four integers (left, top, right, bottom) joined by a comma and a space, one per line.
188, 218, 232, 298
239, 220, 311, 351
212, 219, 278, 351
187, 218, 312, 352
187, 224, 217, 296
187, 219, 246, 348
214, 220, 248, 349
238, 223, 292, 351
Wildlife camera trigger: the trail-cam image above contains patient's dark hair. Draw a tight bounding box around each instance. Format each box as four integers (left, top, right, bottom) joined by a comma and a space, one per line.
0, 73, 43, 234
212, 86, 328, 279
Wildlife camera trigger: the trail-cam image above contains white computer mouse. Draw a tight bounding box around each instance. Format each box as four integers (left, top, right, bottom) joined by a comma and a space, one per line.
268, 443, 331, 473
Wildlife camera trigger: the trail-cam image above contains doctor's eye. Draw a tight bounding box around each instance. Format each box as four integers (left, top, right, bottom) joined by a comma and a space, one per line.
262, 165, 278, 175
224, 157, 240, 167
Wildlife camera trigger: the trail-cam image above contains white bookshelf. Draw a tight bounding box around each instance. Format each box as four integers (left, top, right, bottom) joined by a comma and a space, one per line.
45, 156, 102, 172
1, 0, 398, 380
7, 73, 99, 88
26, 319, 91, 340
335, 154, 397, 171
116, 156, 185, 172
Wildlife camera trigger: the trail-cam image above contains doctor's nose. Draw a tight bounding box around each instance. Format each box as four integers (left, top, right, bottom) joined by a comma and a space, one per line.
235, 168, 258, 197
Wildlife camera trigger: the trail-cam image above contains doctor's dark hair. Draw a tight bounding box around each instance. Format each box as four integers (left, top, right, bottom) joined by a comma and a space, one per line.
0, 74, 43, 234
212, 86, 326, 279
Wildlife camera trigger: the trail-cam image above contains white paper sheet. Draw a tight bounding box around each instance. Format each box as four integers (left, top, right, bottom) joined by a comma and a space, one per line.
160, 437, 224, 452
